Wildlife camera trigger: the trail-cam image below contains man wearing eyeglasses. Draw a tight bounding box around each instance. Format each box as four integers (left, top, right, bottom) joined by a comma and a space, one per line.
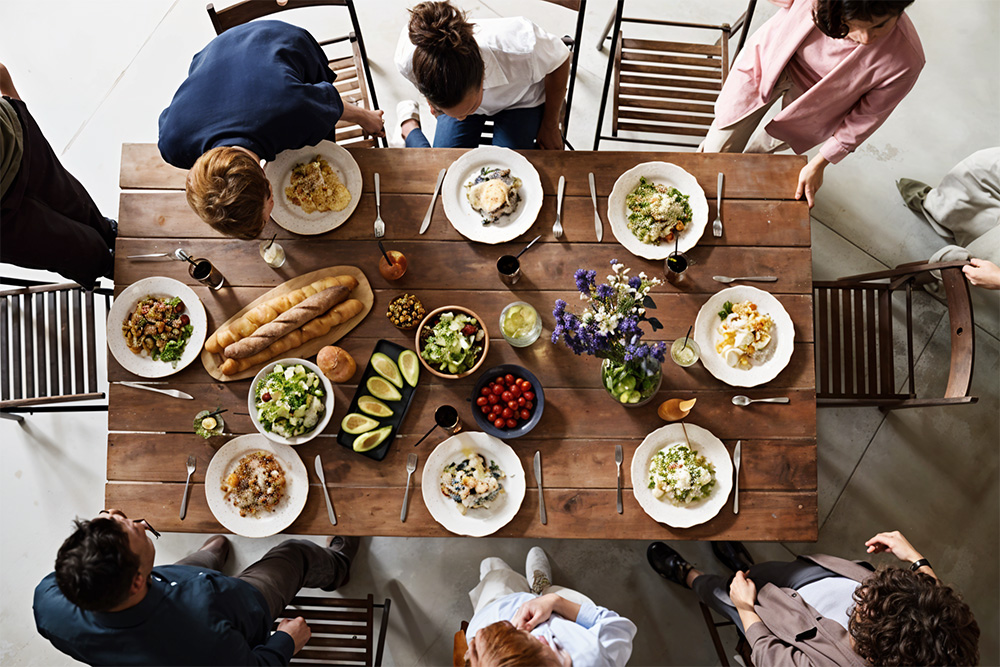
32, 509, 356, 665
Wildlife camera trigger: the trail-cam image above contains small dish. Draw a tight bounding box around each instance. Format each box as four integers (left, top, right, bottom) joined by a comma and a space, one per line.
471, 364, 544, 438
193, 410, 225, 438
415, 305, 490, 380
248, 358, 334, 445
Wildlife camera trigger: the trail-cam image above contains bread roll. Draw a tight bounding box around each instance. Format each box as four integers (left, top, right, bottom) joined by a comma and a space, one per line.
219, 299, 365, 375
204, 275, 358, 353
223, 285, 350, 359
317, 346, 356, 383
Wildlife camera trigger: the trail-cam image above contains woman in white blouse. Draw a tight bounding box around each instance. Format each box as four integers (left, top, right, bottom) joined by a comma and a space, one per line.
393, 1, 570, 150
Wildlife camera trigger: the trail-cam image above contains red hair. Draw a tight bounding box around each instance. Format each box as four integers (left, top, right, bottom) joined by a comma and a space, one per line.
467, 621, 561, 667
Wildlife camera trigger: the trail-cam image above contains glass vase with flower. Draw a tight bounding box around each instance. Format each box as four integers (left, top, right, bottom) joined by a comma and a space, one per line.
552, 259, 666, 407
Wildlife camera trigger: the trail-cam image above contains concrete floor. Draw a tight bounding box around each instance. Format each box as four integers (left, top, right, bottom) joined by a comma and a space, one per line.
1, 1, 998, 665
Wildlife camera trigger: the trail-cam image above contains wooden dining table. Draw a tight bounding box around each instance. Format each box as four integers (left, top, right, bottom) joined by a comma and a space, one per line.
106, 144, 816, 541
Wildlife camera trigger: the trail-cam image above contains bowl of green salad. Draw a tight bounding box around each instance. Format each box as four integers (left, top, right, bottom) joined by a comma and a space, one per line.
248, 358, 334, 445
415, 306, 490, 379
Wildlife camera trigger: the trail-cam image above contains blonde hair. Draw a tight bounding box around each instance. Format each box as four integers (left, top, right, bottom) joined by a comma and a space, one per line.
186, 146, 270, 239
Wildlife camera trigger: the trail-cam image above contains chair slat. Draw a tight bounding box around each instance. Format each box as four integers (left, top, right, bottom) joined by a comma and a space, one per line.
841, 289, 853, 395
620, 51, 722, 74
86, 290, 98, 393
11, 294, 21, 399
619, 95, 716, 114
304, 636, 368, 649
59, 290, 70, 394
878, 290, 894, 394
618, 83, 719, 103
73, 289, 84, 394
853, 289, 865, 396
280, 608, 368, 622
939, 268, 975, 398
618, 108, 714, 126
49, 292, 59, 395
817, 288, 829, 395
0, 296, 8, 401
299, 622, 371, 636
829, 288, 842, 396
905, 281, 915, 396
23, 293, 35, 398
334, 125, 366, 141
622, 37, 722, 55
619, 63, 722, 89
618, 121, 709, 137
289, 596, 373, 608
865, 289, 877, 395
294, 648, 367, 662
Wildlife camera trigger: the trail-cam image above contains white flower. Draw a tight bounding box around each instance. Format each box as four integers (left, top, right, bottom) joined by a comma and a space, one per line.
582, 312, 594, 324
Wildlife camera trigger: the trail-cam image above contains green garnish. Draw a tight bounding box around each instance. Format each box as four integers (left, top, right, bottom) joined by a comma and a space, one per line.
718, 301, 734, 321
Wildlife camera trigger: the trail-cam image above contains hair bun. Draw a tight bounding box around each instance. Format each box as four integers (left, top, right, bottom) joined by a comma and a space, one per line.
408, 1, 475, 53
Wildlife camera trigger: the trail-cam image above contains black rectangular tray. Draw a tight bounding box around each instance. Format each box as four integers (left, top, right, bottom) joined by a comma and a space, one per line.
336, 339, 419, 461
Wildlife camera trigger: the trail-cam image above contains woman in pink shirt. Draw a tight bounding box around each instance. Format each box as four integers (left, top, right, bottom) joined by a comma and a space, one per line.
701, 0, 924, 207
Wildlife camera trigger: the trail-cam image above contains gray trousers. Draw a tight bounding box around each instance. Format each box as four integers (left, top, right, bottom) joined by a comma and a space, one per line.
176, 539, 350, 618
692, 557, 841, 634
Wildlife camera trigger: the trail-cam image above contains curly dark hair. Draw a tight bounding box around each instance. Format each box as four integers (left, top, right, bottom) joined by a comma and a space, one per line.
54, 518, 139, 612
813, 0, 915, 38
849, 567, 980, 666
408, 1, 484, 109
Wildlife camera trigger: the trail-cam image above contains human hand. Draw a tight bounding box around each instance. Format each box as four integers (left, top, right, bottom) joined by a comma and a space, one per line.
536, 121, 564, 150
795, 156, 827, 208
963, 258, 1000, 290
729, 571, 757, 612
512, 594, 559, 631
865, 531, 922, 563
277, 617, 311, 654
360, 108, 385, 138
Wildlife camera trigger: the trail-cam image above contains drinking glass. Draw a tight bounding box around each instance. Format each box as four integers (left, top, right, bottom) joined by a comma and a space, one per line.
664, 250, 690, 285
188, 257, 225, 290
496, 255, 521, 286
670, 338, 700, 367
259, 240, 286, 268
499, 301, 542, 347
434, 405, 462, 435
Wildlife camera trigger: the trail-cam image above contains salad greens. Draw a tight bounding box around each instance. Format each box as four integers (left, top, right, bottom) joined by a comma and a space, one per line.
254, 363, 326, 438
419, 312, 484, 375
717, 301, 734, 321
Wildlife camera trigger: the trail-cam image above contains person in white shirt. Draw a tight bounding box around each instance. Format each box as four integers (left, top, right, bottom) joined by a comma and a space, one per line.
393, 1, 570, 150
464, 547, 636, 667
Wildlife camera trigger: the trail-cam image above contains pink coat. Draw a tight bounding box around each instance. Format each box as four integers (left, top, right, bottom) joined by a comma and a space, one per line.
715, 0, 924, 163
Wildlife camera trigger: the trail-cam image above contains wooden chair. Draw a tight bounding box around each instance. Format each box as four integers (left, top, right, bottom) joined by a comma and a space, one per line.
0, 278, 113, 422
699, 603, 754, 666
453, 620, 469, 667
814, 261, 977, 410
274, 594, 391, 666
206, 0, 385, 147
479, 0, 586, 149
593, 0, 757, 150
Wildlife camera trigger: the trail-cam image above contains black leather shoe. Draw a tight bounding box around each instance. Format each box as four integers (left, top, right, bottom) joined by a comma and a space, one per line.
647, 542, 692, 589
711, 541, 754, 573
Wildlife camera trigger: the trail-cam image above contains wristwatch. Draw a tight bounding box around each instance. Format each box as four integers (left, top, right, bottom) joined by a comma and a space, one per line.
910, 558, 931, 571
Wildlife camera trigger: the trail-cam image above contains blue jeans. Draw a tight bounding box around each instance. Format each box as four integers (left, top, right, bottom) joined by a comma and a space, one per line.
404, 105, 545, 149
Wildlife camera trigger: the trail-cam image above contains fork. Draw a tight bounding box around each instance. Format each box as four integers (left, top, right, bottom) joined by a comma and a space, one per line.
180, 455, 196, 520
552, 175, 565, 239
615, 444, 623, 514
713, 172, 724, 237
373, 172, 385, 238
401, 453, 417, 522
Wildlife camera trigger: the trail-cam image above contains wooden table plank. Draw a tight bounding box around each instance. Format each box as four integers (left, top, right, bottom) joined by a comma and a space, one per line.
108, 432, 816, 492
120, 144, 807, 201
114, 239, 814, 294
105, 481, 818, 541
119, 191, 810, 247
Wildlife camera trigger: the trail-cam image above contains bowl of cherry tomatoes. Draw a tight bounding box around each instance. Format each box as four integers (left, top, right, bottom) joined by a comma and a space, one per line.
471, 364, 544, 439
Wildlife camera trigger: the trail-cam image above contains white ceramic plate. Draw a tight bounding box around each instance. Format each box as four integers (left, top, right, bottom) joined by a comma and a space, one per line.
608, 162, 709, 259
107, 277, 207, 378
694, 286, 795, 387
248, 358, 334, 445
421, 431, 526, 536
205, 434, 308, 538
632, 423, 733, 528
265, 141, 362, 235
441, 146, 543, 244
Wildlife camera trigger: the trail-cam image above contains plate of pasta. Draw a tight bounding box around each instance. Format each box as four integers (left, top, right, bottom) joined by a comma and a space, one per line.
205, 434, 308, 538
265, 141, 362, 235
693, 286, 795, 387
421, 431, 525, 536
631, 424, 733, 528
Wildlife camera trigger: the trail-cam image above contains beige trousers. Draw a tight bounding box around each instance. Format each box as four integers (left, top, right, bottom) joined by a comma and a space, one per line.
469, 557, 595, 615
699, 71, 798, 154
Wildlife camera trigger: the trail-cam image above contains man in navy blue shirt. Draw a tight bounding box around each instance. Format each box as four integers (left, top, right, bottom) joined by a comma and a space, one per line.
158, 20, 384, 238
33, 509, 356, 666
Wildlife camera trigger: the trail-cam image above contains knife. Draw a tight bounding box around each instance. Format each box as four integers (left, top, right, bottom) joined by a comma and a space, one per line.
533, 451, 547, 525
589, 172, 603, 242
420, 168, 447, 234
314, 455, 337, 526
733, 440, 741, 515
114, 381, 193, 400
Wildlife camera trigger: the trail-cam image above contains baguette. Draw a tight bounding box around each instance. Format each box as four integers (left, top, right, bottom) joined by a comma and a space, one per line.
219, 299, 365, 375
224, 285, 350, 359
204, 275, 358, 353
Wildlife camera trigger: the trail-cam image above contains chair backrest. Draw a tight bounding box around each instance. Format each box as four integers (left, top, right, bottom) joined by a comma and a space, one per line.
275, 594, 390, 666
453, 620, 469, 667
593, 0, 755, 149
813, 261, 977, 410
206, 0, 385, 147
478, 0, 586, 148
699, 602, 753, 667
0, 280, 111, 411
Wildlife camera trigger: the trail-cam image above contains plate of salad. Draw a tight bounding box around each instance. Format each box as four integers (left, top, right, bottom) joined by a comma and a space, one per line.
248, 359, 334, 445
415, 306, 490, 379
107, 277, 207, 378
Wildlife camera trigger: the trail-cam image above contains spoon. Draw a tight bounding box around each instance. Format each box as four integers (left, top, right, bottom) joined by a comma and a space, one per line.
516, 234, 542, 259
732, 395, 790, 406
